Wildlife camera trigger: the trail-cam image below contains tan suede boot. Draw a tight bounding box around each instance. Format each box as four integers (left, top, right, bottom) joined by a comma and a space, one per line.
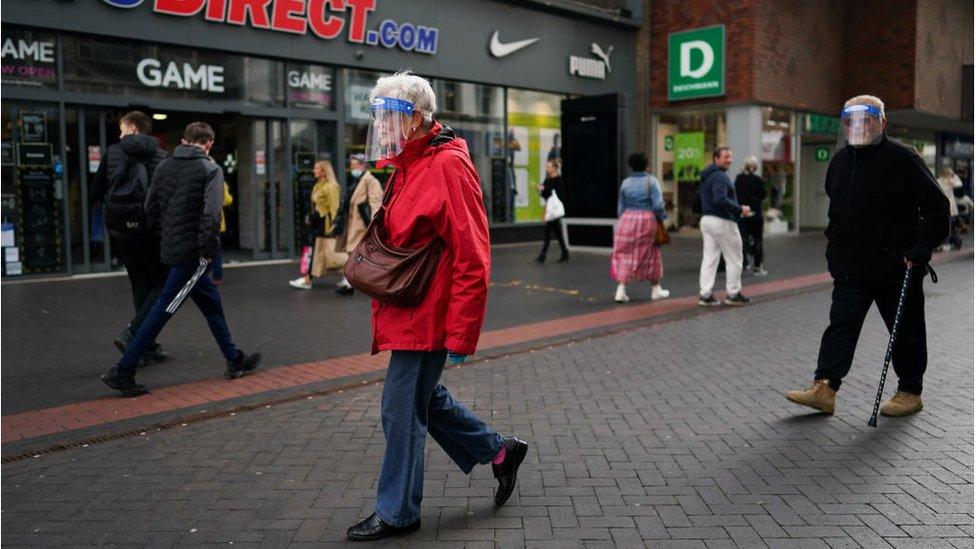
880, 391, 923, 417
786, 379, 836, 414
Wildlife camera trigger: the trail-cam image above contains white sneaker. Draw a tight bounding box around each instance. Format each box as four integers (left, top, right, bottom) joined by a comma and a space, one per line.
754, 265, 768, 277
651, 285, 670, 300
614, 284, 630, 303
289, 277, 312, 290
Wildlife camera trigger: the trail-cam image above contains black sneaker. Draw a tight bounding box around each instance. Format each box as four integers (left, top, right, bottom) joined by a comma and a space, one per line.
535, 254, 545, 263
113, 326, 134, 354
334, 285, 355, 296
140, 344, 171, 368
492, 436, 529, 507
557, 252, 569, 263
100, 366, 149, 397
724, 293, 751, 306
698, 293, 719, 306
225, 352, 262, 379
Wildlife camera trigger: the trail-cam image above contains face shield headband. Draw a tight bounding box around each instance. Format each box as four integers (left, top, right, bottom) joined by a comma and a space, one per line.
364, 97, 416, 161
840, 104, 884, 147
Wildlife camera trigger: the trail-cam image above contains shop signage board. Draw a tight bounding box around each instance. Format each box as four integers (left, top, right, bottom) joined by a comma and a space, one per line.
1, 29, 58, 89
664, 135, 674, 152
287, 63, 335, 109
99, 0, 439, 55
804, 113, 840, 135
668, 26, 725, 101
673, 132, 705, 182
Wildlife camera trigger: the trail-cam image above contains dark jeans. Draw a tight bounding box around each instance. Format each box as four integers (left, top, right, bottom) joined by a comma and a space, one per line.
539, 219, 568, 259
117, 260, 239, 373
375, 350, 503, 527
112, 235, 169, 335
815, 276, 927, 394
212, 243, 224, 281
738, 215, 764, 268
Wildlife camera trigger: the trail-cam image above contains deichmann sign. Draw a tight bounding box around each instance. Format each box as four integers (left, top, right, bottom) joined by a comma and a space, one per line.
668, 25, 725, 101
100, 0, 439, 55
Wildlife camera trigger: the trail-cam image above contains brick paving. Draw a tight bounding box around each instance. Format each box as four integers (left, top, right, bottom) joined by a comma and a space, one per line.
2, 258, 971, 548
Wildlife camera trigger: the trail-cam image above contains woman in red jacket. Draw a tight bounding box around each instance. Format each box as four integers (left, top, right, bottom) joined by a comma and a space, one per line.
346, 72, 529, 542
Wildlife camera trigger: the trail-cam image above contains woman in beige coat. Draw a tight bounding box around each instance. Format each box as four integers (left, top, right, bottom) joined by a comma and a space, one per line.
289, 160, 341, 290
334, 154, 383, 295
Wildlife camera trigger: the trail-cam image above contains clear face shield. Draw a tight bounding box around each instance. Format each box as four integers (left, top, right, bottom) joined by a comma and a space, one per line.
839, 104, 884, 148
364, 97, 416, 161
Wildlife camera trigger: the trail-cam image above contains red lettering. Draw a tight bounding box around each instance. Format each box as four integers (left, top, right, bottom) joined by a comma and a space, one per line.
154, 0, 206, 16
272, 0, 306, 34
205, 0, 228, 21
227, 0, 272, 28
345, 0, 375, 43
308, 0, 345, 40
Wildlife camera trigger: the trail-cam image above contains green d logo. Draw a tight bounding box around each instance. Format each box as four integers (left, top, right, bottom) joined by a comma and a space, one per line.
815, 147, 830, 162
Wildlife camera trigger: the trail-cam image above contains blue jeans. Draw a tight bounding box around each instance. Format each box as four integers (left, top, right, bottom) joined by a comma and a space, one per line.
117, 261, 239, 373
212, 244, 224, 281
375, 350, 504, 527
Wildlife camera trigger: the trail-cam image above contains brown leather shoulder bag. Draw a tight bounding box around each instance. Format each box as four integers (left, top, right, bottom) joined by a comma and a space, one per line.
342, 172, 443, 307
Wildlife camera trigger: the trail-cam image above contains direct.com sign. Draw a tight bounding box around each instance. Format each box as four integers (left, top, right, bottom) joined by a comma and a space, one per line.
100, 0, 439, 55
667, 25, 725, 101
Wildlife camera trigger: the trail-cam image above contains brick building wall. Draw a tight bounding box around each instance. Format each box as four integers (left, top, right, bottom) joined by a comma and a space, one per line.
751, 0, 845, 114
914, 0, 974, 118
649, 0, 759, 109
841, 0, 917, 110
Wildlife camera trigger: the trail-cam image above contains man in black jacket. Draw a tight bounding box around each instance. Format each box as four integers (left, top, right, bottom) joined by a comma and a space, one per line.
91, 111, 170, 364
101, 122, 261, 397
787, 95, 948, 417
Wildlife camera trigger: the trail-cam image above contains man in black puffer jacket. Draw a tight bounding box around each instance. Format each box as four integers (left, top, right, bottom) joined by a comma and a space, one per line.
91, 111, 170, 364
101, 122, 261, 397
786, 95, 949, 418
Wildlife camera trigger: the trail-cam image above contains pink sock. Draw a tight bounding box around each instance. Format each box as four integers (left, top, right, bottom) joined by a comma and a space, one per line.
491, 446, 507, 465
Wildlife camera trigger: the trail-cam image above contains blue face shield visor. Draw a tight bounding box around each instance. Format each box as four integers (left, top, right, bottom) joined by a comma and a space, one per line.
364, 97, 416, 161
840, 104, 884, 147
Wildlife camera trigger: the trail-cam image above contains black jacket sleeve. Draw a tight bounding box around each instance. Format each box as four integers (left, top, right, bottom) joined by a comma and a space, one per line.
144, 161, 163, 232
904, 153, 950, 264
198, 160, 224, 259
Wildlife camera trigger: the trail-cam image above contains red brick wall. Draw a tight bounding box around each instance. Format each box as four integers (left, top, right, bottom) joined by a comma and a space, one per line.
751, 0, 846, 114
914, 0, 974, 118
841, 0, 917, 110
649, 0, 760, 109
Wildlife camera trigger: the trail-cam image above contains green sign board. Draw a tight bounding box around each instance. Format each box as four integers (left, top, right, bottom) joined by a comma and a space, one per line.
815, 146, 830, 162
664, 135, 674, 152
674, 132, 705, 182
804, 113, 841, 135
668, 25, 725, 101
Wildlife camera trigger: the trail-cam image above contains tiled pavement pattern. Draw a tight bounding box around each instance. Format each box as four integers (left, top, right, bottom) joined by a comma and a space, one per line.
3, 260, 971, 548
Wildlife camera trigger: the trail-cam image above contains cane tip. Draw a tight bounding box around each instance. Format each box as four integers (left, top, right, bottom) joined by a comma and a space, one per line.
868, 417, 878, 428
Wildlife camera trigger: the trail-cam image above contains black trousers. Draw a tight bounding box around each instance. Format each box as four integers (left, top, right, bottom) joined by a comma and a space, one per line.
738, 215, 764, 267
815, 276, 927, 395
539, 220, 568, 258
112, 236, 169, 335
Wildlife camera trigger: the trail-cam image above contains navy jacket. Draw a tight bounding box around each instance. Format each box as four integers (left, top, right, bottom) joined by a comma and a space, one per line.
699, 164, 741, 221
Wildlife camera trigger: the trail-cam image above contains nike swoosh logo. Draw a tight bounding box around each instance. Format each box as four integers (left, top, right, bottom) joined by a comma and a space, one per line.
489, 30, 540, 58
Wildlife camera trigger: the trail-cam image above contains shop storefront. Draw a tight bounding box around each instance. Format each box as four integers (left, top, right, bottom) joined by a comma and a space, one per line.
1, 0, 638, 276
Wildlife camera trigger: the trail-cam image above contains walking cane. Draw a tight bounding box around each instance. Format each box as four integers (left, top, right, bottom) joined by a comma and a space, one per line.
867, 264, 914, 428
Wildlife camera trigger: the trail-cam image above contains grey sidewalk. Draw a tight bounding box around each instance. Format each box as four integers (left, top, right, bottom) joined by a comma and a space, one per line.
2, 231, 843, 415
3, 259, 972, 548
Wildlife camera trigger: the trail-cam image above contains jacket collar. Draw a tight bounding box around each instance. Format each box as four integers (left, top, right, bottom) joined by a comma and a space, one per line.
173, 144, 209, 159
379, 120, 452, 170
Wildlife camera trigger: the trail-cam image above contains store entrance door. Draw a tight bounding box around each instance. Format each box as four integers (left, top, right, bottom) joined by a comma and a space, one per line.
560, 94, 621, 247
67, 109, 294, 271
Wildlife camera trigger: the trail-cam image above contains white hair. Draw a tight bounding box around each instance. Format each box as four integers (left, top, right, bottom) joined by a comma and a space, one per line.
742, 156, 759, 173
844, 94, 886, 119
369, 70, 436, 123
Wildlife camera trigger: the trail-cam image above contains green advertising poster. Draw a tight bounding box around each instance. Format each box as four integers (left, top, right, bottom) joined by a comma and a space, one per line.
668, 25, 725, 101
673, 132, 705, 182
508, 112, 561, 222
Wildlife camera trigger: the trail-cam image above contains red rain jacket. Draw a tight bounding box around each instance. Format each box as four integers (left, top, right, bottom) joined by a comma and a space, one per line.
370, 122, 490, 356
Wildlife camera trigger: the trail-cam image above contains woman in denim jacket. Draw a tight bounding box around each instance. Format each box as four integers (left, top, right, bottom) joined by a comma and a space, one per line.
610, 152, 669, 303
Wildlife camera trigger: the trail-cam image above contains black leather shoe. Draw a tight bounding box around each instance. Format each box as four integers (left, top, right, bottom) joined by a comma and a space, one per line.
492, 436, 529, 507
334, 285, 355, 296
225, 352, 262, 379
346, 512, 420, 541
535, 255, 546, 263
140, 344, 171, 368
113, 326, 134, 354
557, 253, 569, 263
101, 366, 149, 397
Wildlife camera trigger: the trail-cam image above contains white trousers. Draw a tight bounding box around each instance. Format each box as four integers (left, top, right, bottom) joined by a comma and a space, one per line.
699, 215, 744, 297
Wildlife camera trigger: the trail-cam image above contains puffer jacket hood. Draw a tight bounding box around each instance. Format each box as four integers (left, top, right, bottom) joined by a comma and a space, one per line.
120, 134, 164, 161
